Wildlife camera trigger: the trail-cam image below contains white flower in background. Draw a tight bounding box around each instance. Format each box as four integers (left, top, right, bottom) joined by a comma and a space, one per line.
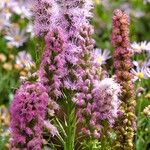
121, 3, 144, 18
26, 23, 35, 38
0, 0, 17, 19
131, 61, 150, 81
0, 0, 33, 19
131, 41, 150, 53
143, 0, 150, 4
0, 0, 11, 9
11, 0, 33, 19
132, 11, 145, 18
4, 24, 28, 48
143, 58, 150, 67
15, 51, 35, 70
142, 59, 150, 77
92, 48, 111, 65
101, 0, 110, 9
0, 13, 10, 31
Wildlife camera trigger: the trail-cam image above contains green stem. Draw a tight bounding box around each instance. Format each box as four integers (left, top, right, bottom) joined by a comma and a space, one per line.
137, 80, 144, 117
136, 80, 144, 143
64, 91, 76, 150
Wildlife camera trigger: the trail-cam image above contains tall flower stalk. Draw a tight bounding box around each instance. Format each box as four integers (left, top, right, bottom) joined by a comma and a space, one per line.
39, 27, 66, 101
111, 9, 136, 150
10, 81, 49, 149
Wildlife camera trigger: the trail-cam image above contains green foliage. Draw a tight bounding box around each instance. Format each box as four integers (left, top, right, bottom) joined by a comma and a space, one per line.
136, 116, 150, 150
0, 134, 9, 150
81, 138, 101, 150
61, 89, 76, 150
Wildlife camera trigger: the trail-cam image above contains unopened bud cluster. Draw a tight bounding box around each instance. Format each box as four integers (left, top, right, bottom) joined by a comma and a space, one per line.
111, 9, 136, 150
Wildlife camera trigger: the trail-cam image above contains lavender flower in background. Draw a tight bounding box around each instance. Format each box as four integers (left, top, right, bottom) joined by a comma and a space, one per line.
4, 24, 28, 48
10, 81, 49, 149
120, 3, 144, 18
15, 51, 35, 70
143, 0, 150, 4
140, 60, 150, 79
0, 0, 33, 19
26, 23, 35, 38
92, 48, 111, 65
111, 9, 136, 149
11, 0, 33, 19
131, 41, 150, 54
14, 51, 36, 80
0, 1, 14, 19
131, 61, 150, 81
0, 12, 10, 31
0, 0, 34, 45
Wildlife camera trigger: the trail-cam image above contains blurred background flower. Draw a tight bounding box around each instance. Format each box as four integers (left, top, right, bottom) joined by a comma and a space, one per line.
0, 105, 10, 150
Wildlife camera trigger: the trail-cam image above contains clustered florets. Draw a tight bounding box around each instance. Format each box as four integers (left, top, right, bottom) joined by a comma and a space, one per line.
65, 25, 120, 138
111, 9, 136, 149
10, 82, 49, 149
33, 0, 93, 37
10, 1, 126, 149
39, 28, 66, 98
32, 0, 59, 35
76, 78, 121, 138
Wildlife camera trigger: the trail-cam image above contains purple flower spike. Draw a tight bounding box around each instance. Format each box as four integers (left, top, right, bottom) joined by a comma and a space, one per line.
10, 82, 49, 149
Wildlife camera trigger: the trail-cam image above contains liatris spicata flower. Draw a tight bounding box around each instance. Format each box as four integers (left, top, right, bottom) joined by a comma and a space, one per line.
39, 27, 66, 99
70, 25, 121, 138
92, 48, 111, 66
32, 0, 59, 36
111, 9, 136, 149
39, 27, 65, 122
33, 0, 121, 144
33, 0, 93, 38
10, 81, 49, 149
57, 0, 93, 38
76, 77, 121, 138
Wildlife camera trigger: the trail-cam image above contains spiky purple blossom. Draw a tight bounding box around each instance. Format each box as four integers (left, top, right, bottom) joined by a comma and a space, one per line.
10, 81, 49, 149
77, 78, 121, 138
33, 0, 93, 37
39, 27, 66, 100
32, 0, 121, 141
57, 0, 93, 39
32, 0, 59, 36
69, 25, 121, 138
